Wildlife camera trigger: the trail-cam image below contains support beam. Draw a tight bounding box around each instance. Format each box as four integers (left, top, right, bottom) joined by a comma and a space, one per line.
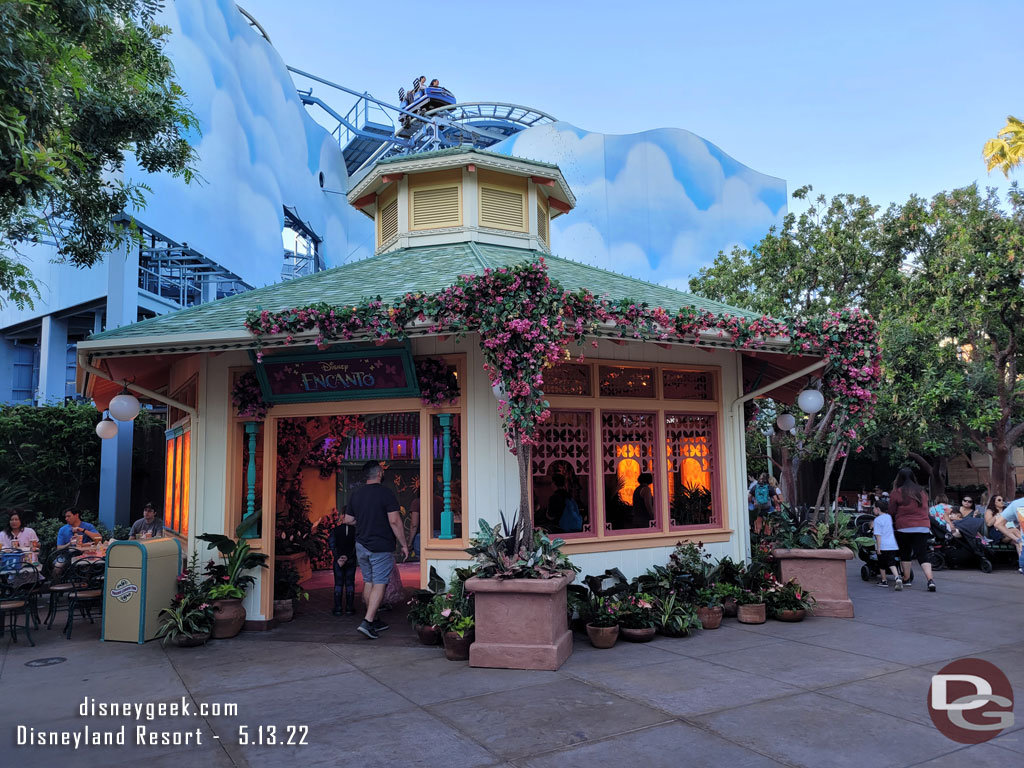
530, 176, 556, 187
37, 315, 69, 404
352, 193, 376, 209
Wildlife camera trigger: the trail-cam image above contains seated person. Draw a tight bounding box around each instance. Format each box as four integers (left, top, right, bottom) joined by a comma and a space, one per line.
997, 489, 1024, 554
985, 493, 1011, 544
929, 495, 952, 529
56, 507, 102, 548
429, 78, 440, 88
129, 502, 164, 539
0, 509, 39, 549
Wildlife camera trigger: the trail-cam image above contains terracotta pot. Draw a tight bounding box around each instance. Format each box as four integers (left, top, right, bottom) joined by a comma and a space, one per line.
586, 623, 619, 649
211, 598, 246, 638
443, 631, 473, 661
464, 573, 574, 671
620, 626, 656, 643
275, 551, 312, 583
722, 597, 738, 618
273, 598, 294, 623
416, 624, 441, 646
697, 605, 723, 630
775, 608, 806, 622
737, 603, 766, 625
773, 547, 854, 618
171, 631, 210, 647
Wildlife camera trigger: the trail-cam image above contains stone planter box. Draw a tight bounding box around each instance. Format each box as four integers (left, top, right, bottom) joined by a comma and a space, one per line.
773, 547, 854, 618
275, 551, 312, 584
465, 572, 574, 671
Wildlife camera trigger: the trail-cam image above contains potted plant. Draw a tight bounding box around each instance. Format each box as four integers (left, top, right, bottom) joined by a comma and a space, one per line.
764, 577, 815, 622
761, 506, 870, 618
617, 592, 657, 642
156, 553, 213, 647
653, 591, 702, 637
463, 511, 580, 671
406, 566, 447, 645
431, 577, 475, 661
274, 507, 321, 583
694, 587, 723, 630
736, 589, 767, 624
198, 531, 269, 638
714, 583, 743, 618
585, 596, 620, 648
272, 563, 308, 623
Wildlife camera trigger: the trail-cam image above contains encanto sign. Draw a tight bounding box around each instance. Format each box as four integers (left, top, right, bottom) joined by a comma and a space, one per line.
253, 347, 420, 403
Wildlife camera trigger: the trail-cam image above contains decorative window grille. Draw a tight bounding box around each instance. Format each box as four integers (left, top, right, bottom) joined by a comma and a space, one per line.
531, 410, 593, 536
544, 363, 592, 396
601, 411, 658, 532
665, 413, 718, 527
598, 365, 656, 398
663, 369, 713, 400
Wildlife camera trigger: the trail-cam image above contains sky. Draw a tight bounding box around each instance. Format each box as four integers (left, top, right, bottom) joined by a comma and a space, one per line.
237, 0, 1021, 219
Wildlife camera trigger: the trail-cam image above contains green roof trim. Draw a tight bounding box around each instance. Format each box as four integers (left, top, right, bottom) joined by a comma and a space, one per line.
87, 243, 757, 342
375, 146, 559, 170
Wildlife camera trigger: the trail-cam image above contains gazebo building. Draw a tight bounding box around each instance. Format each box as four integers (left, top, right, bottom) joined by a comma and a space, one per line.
79, 148, 822, 627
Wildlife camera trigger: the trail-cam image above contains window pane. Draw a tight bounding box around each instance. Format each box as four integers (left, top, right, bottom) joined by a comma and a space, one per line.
181, 431, 191, 536
598, 365, 655, 398
666, 413, 717, 527
662, 369, 714, 400
544, 363, 592, 396
173, 435, 183, 532
601, 411, 658, 531
531, 410, 593, 536
164, 438, 175, 529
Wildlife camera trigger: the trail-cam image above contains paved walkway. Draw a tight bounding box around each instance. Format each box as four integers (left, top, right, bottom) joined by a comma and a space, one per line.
2, 561, 1022, 768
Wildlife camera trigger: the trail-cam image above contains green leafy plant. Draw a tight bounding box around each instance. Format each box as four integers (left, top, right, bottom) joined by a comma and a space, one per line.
694, 587, 722, 608
653, 591, 701, 637
617, 592, 656, 629
714, 583, 743, 602
448, 615, 475, 639
669, 481, 712, 526
156, 552, 213, 645
587, 596, 621, 628
198, 529, 269, 596
430, 569, 474, 634
273, 563, 308, 602
737, 589, 767, 605
207, 583, 244, 600
407, 566, 448, 627
465, 510, 579, 579
763, 577, 815, 616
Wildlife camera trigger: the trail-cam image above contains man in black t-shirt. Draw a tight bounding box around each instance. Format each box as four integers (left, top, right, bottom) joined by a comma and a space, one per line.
349, 461, 408, 639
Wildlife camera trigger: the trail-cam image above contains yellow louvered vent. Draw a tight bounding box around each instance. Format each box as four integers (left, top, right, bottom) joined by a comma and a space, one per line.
412, 186, 460, 229
537, 201, 549, 246
480, 186, 526, 231
378, 198, 398, 244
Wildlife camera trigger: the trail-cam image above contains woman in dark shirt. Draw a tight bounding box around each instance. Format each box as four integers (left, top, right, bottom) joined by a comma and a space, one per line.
889, 467, 936, 591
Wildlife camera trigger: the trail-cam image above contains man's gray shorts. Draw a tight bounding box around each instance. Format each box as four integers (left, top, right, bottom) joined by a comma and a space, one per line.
356, 541, 394, 585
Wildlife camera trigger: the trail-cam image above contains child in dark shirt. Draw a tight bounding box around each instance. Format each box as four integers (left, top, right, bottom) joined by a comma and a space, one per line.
329, 508, 358, 615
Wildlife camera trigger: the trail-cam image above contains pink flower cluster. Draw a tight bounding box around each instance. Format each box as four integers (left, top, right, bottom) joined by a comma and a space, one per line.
243, 261, 881, 448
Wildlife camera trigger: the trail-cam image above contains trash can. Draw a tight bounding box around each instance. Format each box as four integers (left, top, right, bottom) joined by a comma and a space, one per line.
102, 538, 182, 643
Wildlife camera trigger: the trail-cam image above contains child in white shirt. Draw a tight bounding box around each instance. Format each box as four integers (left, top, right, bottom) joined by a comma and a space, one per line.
873, 497, 903, 590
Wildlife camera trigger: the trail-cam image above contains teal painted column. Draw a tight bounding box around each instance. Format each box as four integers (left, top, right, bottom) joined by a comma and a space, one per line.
439, 414, 454, 540
238, 421, 260, 538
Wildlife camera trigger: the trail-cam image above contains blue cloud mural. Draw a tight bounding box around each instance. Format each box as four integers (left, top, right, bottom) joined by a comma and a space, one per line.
488, 122, 787, 290
120, 0, 353, 287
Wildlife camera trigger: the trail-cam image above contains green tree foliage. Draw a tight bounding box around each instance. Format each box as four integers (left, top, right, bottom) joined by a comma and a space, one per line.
0, 0, 198, 309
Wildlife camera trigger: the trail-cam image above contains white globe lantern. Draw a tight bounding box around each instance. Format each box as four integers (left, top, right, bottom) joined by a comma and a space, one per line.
96, 417, 119, 439
776, 413, 796, 431
797, 388, 825, 415
108, 388, 141, 421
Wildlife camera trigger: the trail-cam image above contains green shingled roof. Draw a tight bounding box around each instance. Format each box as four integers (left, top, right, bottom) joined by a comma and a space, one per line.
375, 147, 559, 169
87, 243, 756, 343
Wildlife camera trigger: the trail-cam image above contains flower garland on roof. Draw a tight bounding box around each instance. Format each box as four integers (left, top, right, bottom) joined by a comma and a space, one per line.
243, 259, 880, 450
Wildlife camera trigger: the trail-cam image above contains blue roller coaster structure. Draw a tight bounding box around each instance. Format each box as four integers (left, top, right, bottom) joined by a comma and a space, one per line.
286, 67, 557, 177
238, 5, 555, 178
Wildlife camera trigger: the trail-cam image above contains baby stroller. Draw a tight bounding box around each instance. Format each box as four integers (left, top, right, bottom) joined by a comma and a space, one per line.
857, 525, 902, 581
932, 517, 995, 573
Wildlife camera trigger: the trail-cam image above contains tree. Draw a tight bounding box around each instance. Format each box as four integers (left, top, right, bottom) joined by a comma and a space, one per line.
0, 0, 197, 309
691, 187, 896, 510
881, 185, 1024, 495
983, 116, 1024, 178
